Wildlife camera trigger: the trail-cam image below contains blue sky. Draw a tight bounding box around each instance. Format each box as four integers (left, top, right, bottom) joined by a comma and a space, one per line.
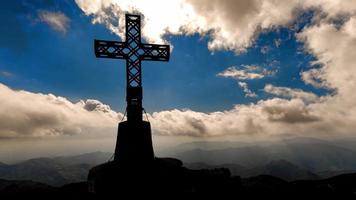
0, 0, 328, 113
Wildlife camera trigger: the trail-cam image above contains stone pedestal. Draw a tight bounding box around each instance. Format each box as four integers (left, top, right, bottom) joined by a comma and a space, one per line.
114, 121, 154, 163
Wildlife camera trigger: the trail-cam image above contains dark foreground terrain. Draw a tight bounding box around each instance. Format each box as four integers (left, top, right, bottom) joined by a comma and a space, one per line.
1, 158, 356, 199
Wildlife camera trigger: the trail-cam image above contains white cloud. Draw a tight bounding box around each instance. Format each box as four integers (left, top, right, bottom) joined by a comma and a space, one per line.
75, 0, 356, 53
75, 0, 305, 52
0, 83, 324, 139
300, 68, 330, 89
274, 39, 282, 48
149, 98, 322, 137
264, 84, 319, 103
239, 82, 257, 98
217, 66, 265, 80
298, 17, 356, 99
39, 11, 70, 33
149, 7, 356, 139
218, 65, 276, 97
0, 84, 120, 139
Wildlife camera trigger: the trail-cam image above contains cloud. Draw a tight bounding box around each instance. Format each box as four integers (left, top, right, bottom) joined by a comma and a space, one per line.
38, 10, 70, 33
217, 65, 276, 97
261, 98, 320, 124
151, 9, 356, 138
149, 98, 323, 137
238, 82, 257, 98
297, 17, 356, 98
264, 84, 319, 103
217, 65, 266, 80
300, 68, 330, 89
274, 39, 282, 48
0, 82, 324, 139
0, 84, 120, 139
75, 0, 356, 53
157, 11, 356, 138
218, 64, 278, 83
75, 0, 305, 52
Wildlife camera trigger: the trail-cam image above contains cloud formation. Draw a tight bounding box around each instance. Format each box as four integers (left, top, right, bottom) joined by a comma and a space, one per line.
154, 11, 356, 138
264, 84, 319, 104
218, 65, 276, 97
3, 1, 356, 141
238, 82, 257, 98
217, 65, 265, 80
75, 0, 306, 52
149, 98, 322, 137
39, 10, 70, 33
0, 83, 322, 139
0, 84, 120, 139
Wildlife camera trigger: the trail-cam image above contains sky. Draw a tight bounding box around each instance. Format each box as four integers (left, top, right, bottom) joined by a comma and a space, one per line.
1, 0, 356, 162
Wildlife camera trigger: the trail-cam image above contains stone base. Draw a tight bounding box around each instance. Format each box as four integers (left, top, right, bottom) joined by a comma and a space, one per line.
114, 120, 154, 163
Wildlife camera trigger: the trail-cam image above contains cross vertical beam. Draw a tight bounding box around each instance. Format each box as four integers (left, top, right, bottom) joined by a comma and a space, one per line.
94, 14, 170, 123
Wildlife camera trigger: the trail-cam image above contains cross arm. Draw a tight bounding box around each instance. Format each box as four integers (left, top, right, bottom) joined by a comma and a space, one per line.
94, 39, 127, 59
140, 44, 170, 61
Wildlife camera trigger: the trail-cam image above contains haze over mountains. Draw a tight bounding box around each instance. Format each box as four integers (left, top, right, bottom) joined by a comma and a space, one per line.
0, 153, 106, 186
175, 137, 356, 171
1, 137, 356, 186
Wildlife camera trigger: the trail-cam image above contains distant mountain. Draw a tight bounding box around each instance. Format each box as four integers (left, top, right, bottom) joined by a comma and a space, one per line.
53, 151, 112, 166
317, 170, 356, 179
177, 146, 271, 167
185, 162, 248, 176
0, 158, 91, 186
328, 138, 356, 152
0, 148, 356, 198
185, 160, 319, 181
176, 138, 356, 172
173, 141, 250, 152
269, 141, 356, 171
248, 160, 320, 181
2, 138, 356, 188
0, 152, 112, 186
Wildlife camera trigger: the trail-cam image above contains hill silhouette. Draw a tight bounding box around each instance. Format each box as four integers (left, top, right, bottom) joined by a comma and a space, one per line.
0, 158, 91, 186
2, 137, 356, 187
1, 166, 356, 199
1, 137, 356, 198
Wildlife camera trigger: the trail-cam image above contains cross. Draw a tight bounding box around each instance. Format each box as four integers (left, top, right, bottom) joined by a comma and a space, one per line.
94, 14, 170, 122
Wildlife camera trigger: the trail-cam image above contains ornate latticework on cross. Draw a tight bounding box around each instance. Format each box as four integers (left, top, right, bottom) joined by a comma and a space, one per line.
94, 14, 170, 122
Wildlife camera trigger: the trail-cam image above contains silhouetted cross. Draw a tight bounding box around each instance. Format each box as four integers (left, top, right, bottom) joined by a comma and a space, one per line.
94, 14, 170, 122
